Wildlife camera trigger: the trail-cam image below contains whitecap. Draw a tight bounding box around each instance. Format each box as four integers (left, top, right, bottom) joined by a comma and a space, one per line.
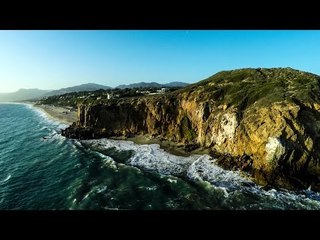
0, 174, 11, 183
146, 186, 157, 191
103, 207, 119, 210
82, 193, 90, 201
97, 186, 108, 193
167, 178, 178, 184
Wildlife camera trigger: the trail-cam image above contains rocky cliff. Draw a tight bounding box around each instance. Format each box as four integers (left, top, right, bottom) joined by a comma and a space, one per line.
62, 68, 320, 191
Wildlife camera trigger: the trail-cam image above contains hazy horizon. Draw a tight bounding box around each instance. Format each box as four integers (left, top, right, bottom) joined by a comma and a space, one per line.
0, 81, 190, 94
1, 30, 320, 93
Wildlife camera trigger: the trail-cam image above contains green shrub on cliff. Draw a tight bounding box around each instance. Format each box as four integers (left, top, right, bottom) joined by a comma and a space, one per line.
180, 115, 197, 142
178, 68, 320, 111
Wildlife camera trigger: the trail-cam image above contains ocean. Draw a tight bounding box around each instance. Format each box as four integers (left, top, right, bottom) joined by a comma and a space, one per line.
1, 103, 320, 210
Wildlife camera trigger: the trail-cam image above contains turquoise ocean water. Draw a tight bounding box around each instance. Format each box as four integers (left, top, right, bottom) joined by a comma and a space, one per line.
1, 103, 320, 210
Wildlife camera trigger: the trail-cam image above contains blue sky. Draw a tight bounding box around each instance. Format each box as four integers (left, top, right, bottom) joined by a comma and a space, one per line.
0, 30, 320, 93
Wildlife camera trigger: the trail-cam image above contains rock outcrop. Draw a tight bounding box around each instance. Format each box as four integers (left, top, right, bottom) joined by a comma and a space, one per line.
62, 68, 320, 191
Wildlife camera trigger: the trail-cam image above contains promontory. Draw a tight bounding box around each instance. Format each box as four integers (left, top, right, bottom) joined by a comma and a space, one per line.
62, 68, 320, 191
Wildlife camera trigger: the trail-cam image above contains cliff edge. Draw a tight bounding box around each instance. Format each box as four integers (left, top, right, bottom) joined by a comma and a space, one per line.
62, 68, 320, 190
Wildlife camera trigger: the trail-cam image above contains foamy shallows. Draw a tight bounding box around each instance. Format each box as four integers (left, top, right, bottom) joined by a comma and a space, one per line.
82, 139, 204, 176
81, 139, 260, 192
81, 138, 320, 209
26, 104, 68, 130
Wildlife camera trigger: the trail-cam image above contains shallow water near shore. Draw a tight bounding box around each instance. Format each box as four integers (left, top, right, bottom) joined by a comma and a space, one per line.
1, 103, 320, 209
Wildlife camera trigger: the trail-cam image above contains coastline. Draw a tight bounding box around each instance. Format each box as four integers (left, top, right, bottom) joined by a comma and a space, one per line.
29, 103, 204, 157
32, 104, 77, 125
112, 134, 211, 157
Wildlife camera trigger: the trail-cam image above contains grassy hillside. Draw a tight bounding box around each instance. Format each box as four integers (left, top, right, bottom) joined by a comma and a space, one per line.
175, 67, 320, 110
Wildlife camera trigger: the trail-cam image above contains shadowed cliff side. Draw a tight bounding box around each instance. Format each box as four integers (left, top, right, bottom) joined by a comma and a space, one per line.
62, 68, 320, 191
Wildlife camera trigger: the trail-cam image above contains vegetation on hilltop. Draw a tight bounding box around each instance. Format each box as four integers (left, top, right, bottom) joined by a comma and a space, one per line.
175, 67, 320, 111
36, 87, 182, 107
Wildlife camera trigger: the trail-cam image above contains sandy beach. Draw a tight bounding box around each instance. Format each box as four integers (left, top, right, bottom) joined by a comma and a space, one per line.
34, 104, 77, 125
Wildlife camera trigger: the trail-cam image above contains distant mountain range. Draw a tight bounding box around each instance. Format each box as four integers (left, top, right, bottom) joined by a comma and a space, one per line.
116, 81, 189, 89
0, 88, 50, 102
0, 83, 112, 102
44, 83, 112, 97
0, 81, 189, 102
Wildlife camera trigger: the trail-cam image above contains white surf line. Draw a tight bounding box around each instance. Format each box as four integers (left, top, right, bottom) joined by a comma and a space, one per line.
0, 174, 11, 183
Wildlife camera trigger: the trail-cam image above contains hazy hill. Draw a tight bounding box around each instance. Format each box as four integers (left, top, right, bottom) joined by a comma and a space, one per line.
164, 82, 189, 88
0, 82, 187, 102
45, 83, 111, 96
0, 88, 50, 102
116, 81, 189, 89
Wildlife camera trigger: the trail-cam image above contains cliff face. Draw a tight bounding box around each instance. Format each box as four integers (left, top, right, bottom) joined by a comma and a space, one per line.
62, 68, 320, 190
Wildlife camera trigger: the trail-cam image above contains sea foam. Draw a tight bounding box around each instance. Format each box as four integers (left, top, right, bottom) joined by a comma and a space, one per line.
81, 138, 320, 209
0, 174, 11, 183
24, 104, 68, 130
82, 139, 200, 176
81, 139, 254, 189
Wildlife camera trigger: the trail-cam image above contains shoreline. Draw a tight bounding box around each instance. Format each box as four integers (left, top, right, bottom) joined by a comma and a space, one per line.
32, 103, 77, 126
28, 102, 208, 157
28, 103, 205, 157
111, 134, 211, 157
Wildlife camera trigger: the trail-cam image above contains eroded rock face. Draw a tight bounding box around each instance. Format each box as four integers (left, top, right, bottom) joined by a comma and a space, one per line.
62, 68, 320, 190
265, 137, 286, 167
213, 112, 238, 146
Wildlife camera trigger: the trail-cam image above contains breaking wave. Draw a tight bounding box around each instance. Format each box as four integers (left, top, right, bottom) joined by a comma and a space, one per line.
81, 138, 320, 210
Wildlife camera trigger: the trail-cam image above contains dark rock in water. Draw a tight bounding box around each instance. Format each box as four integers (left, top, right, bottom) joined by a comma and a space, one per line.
61, 127, 108, 140
63, 68, 320, 191
184, 143, 200, 152
261, 184, 275, 191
